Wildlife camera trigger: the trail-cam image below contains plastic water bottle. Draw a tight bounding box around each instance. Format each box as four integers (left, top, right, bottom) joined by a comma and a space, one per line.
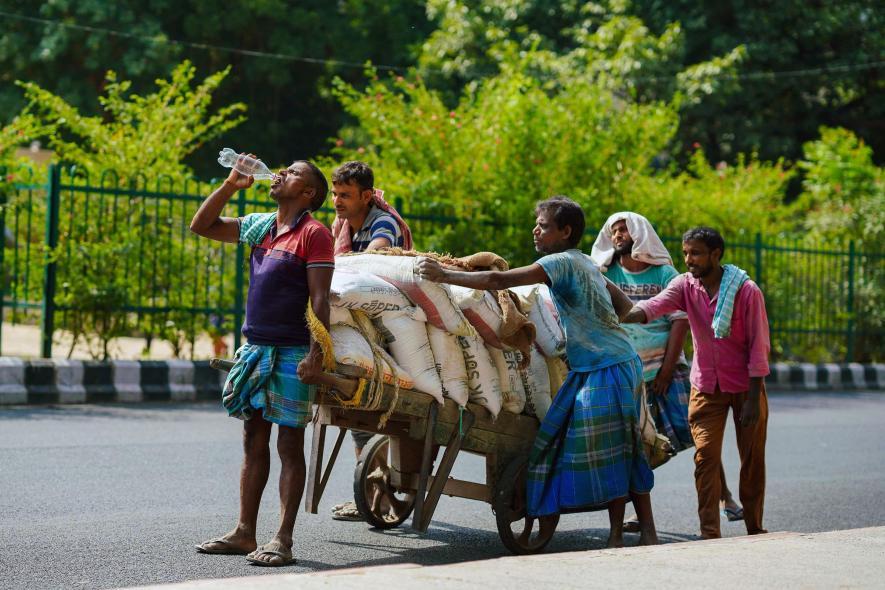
217, 148, 275, 180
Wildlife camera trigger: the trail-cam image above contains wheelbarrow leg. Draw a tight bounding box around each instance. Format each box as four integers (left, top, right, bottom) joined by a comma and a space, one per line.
411, 403, 438, 530
305, 418, 348, 514
412, 409, 476, 533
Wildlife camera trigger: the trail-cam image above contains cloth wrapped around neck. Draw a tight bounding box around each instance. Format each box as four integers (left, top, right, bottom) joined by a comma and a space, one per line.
712, 264, 749, 339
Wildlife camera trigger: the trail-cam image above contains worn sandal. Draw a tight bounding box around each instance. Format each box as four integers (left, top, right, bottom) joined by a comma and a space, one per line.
245, 541, 297, 567
722, 506, 744, 522
331, 500, 364, 522
195, 537, 252, 555
622, 517, 641, 534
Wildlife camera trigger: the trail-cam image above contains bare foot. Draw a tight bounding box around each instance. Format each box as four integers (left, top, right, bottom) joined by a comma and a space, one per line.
606, 533, 624, 548
196, 527, 258, 554
638, 527, 659, 546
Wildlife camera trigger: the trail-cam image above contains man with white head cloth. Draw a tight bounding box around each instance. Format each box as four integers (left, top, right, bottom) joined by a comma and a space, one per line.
591, 212, 742, 531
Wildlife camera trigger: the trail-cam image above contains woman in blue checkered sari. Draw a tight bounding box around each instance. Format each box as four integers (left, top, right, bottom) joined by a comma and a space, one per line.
418, 196, 658, 548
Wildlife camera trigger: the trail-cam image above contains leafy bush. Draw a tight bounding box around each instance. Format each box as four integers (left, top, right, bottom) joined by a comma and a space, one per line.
8, 62, 247, 359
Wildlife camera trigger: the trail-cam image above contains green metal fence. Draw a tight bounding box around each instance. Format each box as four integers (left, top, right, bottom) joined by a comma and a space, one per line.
0, 164, 881, 362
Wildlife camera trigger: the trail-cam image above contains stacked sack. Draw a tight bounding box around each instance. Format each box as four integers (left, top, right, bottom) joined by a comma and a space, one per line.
327, 253, 570, 421
508, 284, 570, 420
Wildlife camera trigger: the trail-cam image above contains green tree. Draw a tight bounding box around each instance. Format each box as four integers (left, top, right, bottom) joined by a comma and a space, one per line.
14, 61, 247, 359
797, 127, 883, 248
0, 0, 433, 175
18, 61, 246, 180
629, 0, 884, 163
328, 57, 792, 265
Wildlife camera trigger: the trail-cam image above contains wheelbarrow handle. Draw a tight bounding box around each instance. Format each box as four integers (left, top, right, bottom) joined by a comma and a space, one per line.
209, 357, 357, 399
210, 358, 235, 372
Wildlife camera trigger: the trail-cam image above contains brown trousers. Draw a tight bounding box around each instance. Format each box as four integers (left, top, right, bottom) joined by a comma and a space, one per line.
688, 385, 768, 538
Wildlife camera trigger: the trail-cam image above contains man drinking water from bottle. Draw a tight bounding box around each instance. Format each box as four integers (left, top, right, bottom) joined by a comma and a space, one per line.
190, 153, 333, 566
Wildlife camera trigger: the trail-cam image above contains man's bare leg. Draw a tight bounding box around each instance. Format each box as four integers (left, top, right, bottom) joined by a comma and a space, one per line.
247, 425, 306, 565
630, 491, 659, 545
606, 497, 627, 548
197, 411, 272, 553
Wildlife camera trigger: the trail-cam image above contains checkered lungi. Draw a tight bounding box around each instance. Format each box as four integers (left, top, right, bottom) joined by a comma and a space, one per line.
221, 343, 314, 428
526, 355, 653, 517
646, 366, 694, 454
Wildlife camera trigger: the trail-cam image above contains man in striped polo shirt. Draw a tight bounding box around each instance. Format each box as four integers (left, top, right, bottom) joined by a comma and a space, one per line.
328, 160, 410, 521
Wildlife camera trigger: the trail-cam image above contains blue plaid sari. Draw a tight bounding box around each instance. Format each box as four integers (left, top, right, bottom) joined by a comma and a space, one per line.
646, 366, 694, 454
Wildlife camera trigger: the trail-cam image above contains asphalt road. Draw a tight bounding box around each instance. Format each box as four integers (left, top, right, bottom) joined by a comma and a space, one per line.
2, 391, 884, 589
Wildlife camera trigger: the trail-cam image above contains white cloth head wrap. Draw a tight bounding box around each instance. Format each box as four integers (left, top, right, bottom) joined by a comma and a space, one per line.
590, 211, 673, 271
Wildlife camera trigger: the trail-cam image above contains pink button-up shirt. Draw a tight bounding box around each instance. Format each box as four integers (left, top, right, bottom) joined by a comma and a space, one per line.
636, 273, 770, 394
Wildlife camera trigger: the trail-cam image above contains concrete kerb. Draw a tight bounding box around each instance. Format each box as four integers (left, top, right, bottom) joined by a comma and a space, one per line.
767, 362, 884, 391
0, 357, 27, 404
113, 360, 142, 403
55, 359, 86, 404
167, 360, 196, 402
0, 358, 882, 405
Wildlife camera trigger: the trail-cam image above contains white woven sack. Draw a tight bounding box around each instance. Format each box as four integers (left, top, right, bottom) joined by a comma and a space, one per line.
457, 335, 502, 418
510, 284, 565, 357
489, 346, 526, 414
372, 310, 444, 404
330, 324, 414, 390
427, 325, 469, 407
546, 355, 569, 399
521, 347, 552, 420
330, 267, 411, 316
329, 305, 358, 328
336, 254, 474, 336
450, 286, 504, 348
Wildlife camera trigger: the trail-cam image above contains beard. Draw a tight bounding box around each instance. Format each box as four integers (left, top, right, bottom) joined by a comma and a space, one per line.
614, 240, 634, 257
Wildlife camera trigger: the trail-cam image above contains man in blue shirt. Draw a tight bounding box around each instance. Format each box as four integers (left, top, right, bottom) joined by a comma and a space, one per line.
418, 196, 659, 548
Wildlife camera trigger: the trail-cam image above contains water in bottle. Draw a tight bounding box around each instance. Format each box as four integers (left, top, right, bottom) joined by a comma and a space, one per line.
217, 148, 275, 180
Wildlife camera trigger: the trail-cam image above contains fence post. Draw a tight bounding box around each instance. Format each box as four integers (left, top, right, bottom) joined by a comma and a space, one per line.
846, 240, 856, 363
232, 189, 247, 352
754, 232, 763, 288
0, 165, 6, 356
41, 164, 61, 358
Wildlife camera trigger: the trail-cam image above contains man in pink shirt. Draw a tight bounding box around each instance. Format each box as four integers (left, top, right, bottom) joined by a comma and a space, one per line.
618, 227, 770, 539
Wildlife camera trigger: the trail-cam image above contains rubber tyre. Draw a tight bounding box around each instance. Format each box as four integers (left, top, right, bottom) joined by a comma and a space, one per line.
353, 434, 416, 529
492, 455, 559, 555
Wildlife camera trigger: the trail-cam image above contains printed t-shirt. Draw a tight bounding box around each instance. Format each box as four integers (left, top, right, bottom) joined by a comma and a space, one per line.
604, 262, 688, 381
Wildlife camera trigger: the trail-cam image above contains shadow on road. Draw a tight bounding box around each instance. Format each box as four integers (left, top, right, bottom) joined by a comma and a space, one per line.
318, 521, 700, 570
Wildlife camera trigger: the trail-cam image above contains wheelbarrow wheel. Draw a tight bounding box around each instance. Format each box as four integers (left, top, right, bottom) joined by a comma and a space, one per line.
492, 455, 559, 555
353, 434, 416, 529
